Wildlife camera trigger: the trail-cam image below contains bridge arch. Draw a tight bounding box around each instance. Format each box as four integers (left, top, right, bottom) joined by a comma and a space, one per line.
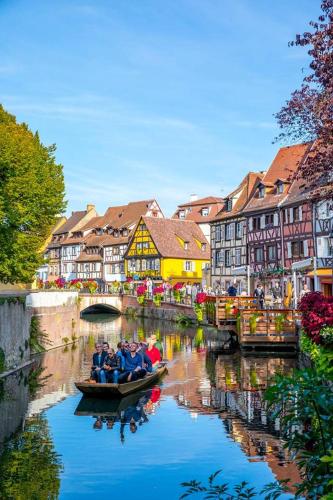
79, 294, 124, 316
80, 303, 121, 315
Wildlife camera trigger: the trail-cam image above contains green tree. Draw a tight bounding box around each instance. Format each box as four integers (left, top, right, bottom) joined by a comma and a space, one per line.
0, 105, 66, 283
0, 415, 63, 499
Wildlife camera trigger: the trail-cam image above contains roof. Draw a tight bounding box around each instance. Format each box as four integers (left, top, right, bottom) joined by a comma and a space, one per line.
80, 200, 159, 231
212, 172, 264, 222
53, 211, 87, 235
243, 143, 311, 214
76, 252, 102, 263
84, 233, 129, 247
137, 217, 210, 260
172, 196, 225, 223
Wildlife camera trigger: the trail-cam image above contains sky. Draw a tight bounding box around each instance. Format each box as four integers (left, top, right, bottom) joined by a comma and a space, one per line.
0, 0, 319, 217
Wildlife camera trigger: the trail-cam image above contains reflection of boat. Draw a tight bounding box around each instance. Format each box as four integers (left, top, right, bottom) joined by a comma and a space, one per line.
75, 392, 144, 416
75, 365, 167, 397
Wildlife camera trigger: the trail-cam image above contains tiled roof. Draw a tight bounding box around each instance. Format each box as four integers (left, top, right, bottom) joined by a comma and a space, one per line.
140, 217, 210, 259
212, 172, 264, 222
53, 211, 87, 235
60, 236, 85, 245
243, 143, 311, 214
76, 252, 102, 263
80, 216, 104, 231
84, 233, 129, 247
172, 196, 225, 223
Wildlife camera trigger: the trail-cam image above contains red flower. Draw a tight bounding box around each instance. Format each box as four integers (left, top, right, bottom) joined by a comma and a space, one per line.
195, 292, 207, 304
299, 292, 333, 344
173, 282, 184, 291
153, 286, 164, 295
137, 285, 147, 296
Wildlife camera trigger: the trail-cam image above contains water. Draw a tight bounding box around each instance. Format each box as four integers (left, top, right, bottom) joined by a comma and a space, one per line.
0, 315, 300, 499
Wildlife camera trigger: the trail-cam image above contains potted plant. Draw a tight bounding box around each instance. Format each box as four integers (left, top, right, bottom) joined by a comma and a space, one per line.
249, 312, 260, 334
153, 286, 164, 307
225, 300, 233, 318
83, 280, 98, 294
194, 292, 207, 322
275, 313, 286, 334
173, 282, 184, 303
136, 284, 147, 305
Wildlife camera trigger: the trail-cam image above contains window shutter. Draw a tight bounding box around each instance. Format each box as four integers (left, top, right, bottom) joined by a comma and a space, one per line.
289, 208, 294, 223
248, 217, 253, 231
273, 212, 279, 226
304, 240, 309, 257
299, 206, 303, 221
287, 242, 292, 258
260, 214, 265, 229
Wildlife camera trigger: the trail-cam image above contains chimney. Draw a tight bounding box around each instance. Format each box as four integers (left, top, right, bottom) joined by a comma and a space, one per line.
87, 204, 95, 212
189, 194, 198, 203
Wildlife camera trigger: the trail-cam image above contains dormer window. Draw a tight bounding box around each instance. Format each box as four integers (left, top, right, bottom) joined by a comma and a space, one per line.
258, 185, 265, 198
184, 241, 189, 250
226, 199, 233, 211
179, 210, 185, 219
201, 207, 209, 216
276, 181, 284, 194
123, 229, 128, 237
202, 243, 207, 251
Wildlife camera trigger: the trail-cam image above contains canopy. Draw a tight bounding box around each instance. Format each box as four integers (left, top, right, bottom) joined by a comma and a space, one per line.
307, 268, 333, 277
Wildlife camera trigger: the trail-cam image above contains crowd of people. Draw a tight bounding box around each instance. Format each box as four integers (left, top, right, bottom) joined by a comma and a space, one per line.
91, 335, 163, 384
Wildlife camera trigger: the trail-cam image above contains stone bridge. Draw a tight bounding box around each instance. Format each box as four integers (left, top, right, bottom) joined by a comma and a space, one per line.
79, 293, 125, 315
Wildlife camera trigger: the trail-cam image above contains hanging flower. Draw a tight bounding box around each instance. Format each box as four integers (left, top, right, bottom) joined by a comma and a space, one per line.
193, 293, 207, 322
153, 286, 164, 307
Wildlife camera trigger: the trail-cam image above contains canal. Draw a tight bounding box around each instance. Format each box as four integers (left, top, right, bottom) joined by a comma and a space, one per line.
0, 314, 299, 499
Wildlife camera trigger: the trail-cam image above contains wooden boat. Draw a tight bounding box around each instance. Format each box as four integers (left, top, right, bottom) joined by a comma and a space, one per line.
75, 365, 167, 398
74, 392, 146, 416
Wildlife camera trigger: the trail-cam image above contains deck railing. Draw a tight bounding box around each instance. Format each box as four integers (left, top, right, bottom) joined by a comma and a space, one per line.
239, 309, 301, 346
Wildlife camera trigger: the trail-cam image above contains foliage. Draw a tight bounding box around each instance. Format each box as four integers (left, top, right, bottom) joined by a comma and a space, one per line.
179, 469, 289, 499
82, 279, 98, 294
26, 364, 51, 399
153, 286, 164, 306
0, 415, 63, 499
0, 105, 66, 283
275, 1, 333, 194
173, 282, 185, 303
136, 284, 147, 305
265, 368, 333, 498
29, 316, 49, 353
175, 313, 192, 326
321, 326, 333, 345
194, 293, 207, 322
249, 313, 260, 334
0, 347, 5, 373
69, 278, 83, 290
300, 332, 333, 378
0, 295, 26, 306
274, 313, 286, 334
299, 292, 333, 344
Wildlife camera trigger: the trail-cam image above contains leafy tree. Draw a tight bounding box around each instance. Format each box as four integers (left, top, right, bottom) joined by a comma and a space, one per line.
275, 0, 333, 193
0, 105, 66, 283
0, 415, 63, 499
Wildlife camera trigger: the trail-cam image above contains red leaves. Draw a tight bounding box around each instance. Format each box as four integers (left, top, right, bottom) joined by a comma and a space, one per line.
299, 291, 333, 344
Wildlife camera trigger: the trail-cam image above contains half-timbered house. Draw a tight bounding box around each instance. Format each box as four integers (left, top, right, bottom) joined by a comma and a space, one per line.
125, 217, 210, 283
242, 143, 310, 293
210, 172, 263, 293
311, 197, 333, 295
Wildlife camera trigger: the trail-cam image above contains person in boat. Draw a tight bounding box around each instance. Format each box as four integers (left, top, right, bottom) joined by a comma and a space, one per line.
146, 339, 161, 371
91, 343, 108, 382
137, 342, 153, 373
100, 348, 121, 383
116, 341, 126, 371
102, 341, 109, 353
150, 334, 163, 357
118, 342, 149, 383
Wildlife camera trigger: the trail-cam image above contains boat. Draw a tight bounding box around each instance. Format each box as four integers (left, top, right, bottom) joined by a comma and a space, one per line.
75, 364, 167, 398
74, 391, 148, 416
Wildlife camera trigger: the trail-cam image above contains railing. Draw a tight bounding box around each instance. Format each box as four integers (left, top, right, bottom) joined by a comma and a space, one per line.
240, 309, 301, 345
215, 296, 257, 325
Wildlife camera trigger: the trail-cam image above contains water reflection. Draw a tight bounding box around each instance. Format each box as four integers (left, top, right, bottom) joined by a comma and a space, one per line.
0, 315, 301, 498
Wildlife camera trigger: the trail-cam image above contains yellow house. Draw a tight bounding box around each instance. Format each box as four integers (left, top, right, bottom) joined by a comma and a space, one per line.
125, 216, 210, 283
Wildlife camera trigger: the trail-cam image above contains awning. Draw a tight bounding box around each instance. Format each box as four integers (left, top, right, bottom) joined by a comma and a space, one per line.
307, 268, 333, 277
292, 258, 313, 272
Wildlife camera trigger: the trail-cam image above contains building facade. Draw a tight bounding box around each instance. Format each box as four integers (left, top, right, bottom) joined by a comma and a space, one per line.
210, 172, 263, 293
125, 217, 210, 283
312, 198, 333, 295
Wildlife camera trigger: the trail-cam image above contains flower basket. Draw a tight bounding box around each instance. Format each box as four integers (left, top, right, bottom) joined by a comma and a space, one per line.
249, 313, 260, 334
153, 286, 164, 307
136, 284, 147, 306
83, 280, 98, 294
194, 292, 207, 322
173, 282, 184, 303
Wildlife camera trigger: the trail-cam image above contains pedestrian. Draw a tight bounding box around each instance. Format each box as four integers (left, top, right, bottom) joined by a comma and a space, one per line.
227, 282, 238, 297
254, 283, 265, 309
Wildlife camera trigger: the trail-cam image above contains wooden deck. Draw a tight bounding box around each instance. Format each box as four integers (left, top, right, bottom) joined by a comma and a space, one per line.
206, 296, 300, 350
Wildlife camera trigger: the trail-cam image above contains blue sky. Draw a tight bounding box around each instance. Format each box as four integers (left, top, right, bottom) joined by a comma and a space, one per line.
0, 0, 318, 216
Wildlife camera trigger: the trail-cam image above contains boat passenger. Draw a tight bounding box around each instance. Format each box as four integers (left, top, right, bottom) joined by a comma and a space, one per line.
146, 341, 161, 371
137, 342, 153, 373
100, 348, 121, 383
116, 342, 126, 371
102, 341, 109, 352
91, 343, 108, 382
119, 342, 148, 383
150, 334, 163, 357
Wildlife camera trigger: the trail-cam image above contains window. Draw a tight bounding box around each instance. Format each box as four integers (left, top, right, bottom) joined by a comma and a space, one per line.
265, 214, 274, 227
63, 264, 67, 273
215, 225, 222, 242
136, 242, 143, 252
139, 223, 147, 231
225, 199, 232, 211
225, 250, 231, 266
255, 247, 264, 262
201, 243, 207, 251
184, 241, 189, 250
185, 261, 193, 271
235, 248, 241, 266
215, 250, 222, 266
276, 182, 284, 194
267, 245, 276, 261
225, 223, 233, 240
179, 210, 185, 219
291, 241, 304, 258
258, 185, 265, 198
253, 217, 261, 231
235, 222, 243, 239
201, 207, 209, 216
293, 207, 300, 222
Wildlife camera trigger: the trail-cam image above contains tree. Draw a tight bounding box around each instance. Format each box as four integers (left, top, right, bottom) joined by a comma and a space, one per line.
275, 0, 333, 194
0, 105, 66, 283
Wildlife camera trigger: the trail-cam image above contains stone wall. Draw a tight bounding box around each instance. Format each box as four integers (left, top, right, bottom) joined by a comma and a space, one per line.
26, 291, 80, 349
0, 299, 31, 372
122, 295, 197, 322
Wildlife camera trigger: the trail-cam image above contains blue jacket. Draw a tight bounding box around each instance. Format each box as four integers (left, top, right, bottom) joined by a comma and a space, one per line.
92, 351, 107, 369
116, 350, 125, 370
